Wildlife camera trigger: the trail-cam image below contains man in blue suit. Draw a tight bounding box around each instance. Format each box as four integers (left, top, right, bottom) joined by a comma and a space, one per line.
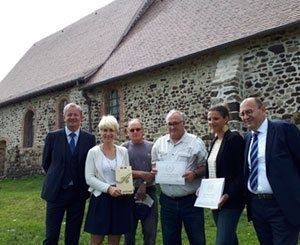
240, 97, 300, 245
41, 103, 95, 245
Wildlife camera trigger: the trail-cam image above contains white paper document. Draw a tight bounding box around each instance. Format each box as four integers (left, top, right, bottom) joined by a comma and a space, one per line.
194, 178, 225, 209
135, 194, 154, 207
155, 161, 186, 185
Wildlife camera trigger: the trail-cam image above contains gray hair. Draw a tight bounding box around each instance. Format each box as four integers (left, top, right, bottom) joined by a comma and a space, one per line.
128, 118, 143, 128
63, 103, 83, 116
165, 109, 185, 123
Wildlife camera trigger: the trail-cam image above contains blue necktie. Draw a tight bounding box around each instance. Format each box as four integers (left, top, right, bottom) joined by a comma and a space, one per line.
249, 132, 259, 191
69, 133, 76, 154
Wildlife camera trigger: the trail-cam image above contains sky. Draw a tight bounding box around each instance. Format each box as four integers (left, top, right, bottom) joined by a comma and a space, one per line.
0, 0, 114, 82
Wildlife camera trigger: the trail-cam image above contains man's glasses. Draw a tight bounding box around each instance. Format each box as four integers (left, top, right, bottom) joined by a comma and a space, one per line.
167, 121, 183, 127
129, 128, 142, 132
239, 109, 254, 118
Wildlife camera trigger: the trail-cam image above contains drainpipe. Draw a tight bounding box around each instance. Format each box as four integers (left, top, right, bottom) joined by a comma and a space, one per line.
82, 91, 93, 133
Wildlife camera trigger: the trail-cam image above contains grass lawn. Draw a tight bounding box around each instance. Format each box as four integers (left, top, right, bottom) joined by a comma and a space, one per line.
0, 175, 259, 244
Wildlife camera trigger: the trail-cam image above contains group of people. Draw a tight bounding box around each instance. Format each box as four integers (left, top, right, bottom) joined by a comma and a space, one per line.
41, 97, 300, 245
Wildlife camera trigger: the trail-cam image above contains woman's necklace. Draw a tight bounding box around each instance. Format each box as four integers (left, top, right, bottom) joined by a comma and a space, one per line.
100, 144, 117, 171
100, 144, 116, 159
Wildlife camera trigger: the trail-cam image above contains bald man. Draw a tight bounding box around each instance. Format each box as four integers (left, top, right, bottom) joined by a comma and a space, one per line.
240, 97, 300, 245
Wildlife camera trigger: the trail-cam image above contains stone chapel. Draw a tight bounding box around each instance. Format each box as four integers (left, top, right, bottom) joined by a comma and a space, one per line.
0, 0, 299, 177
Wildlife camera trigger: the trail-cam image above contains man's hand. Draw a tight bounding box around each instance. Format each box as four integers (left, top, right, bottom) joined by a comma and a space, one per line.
135, 183, 147, 200
151, 166, 157, 175
182, 170, 197, 183
141, 172, 155, 182
133, 170, 155, 182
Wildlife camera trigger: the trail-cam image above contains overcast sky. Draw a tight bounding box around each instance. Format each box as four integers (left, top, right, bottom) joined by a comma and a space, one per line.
0, 0, 114, 81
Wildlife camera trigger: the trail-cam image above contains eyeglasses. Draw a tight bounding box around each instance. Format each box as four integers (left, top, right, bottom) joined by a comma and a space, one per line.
129, 128, 142, 132
239, 109, 254, 118
167, 121, 183, 127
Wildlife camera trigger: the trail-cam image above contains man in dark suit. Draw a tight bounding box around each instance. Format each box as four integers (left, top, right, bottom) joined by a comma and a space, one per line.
240, 97, 300, 245
41, 103, 95, 245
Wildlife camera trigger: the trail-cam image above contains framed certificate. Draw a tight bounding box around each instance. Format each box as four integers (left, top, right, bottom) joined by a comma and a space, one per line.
155, 161, 186, 185
194, 178, 225, 209
116, 166, 134, 194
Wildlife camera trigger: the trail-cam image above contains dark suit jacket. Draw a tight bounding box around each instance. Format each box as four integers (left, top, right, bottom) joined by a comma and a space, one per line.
41, 128, 95, 202
244, 120, 300, 227
206, 130, 245, 209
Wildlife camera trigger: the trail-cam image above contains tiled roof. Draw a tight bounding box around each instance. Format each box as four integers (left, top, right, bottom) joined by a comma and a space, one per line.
87, 0, 300, 86
0, 0, 153, 106
0, 0, 299, 105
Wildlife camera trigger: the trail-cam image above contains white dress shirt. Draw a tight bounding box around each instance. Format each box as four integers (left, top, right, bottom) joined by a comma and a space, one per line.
65, 127, 80, 146
152, 132, 207, 197
247, 118, 273, 194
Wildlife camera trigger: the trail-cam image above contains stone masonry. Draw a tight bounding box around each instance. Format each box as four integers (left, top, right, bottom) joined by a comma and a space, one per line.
0, 26, 299, 178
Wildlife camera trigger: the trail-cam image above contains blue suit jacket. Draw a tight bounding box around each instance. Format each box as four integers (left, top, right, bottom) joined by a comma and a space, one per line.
244, 120, 300, 226
41, 128, 95, 202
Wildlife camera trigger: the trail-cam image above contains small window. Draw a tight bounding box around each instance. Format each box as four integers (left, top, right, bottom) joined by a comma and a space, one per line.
58, 99, 68, 128
24, 110, 34, 147
107, 90, 119, 120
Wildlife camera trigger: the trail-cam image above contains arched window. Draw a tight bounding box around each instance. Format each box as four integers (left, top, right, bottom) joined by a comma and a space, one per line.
107, 90, 119, 120
24, 110, 34, 147
58, 99, 68, 128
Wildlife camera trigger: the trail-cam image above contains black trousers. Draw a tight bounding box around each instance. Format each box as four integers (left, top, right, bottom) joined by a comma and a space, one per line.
250, 195, 299, 245
43, 187, 86, 245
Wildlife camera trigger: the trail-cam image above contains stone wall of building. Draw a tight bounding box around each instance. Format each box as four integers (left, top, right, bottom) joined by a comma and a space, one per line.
119, 54, 218, 142
0, 26, 299, 178
85, 53, 219, 143
0, 88, 91, 178
241, 26, 300, 125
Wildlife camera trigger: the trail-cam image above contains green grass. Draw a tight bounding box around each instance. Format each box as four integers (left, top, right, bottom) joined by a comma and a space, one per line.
0, 176, 258, 244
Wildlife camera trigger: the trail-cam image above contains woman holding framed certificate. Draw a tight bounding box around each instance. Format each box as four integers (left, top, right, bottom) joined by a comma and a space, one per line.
206, 105, 245, 245
84, 115, 133, 245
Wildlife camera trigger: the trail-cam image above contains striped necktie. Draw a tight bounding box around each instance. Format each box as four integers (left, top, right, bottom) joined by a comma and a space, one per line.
69, 133, 76, 154
249, 132, 259, 191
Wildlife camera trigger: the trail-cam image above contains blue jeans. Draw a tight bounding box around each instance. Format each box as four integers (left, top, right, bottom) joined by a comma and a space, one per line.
212, 208, 243, 245
160, 193, 205, 245
124, 187, 158, 245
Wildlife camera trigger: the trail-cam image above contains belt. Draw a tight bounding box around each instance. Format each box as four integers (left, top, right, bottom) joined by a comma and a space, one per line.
162, 193, 195, 200
251, 193, 274, 200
